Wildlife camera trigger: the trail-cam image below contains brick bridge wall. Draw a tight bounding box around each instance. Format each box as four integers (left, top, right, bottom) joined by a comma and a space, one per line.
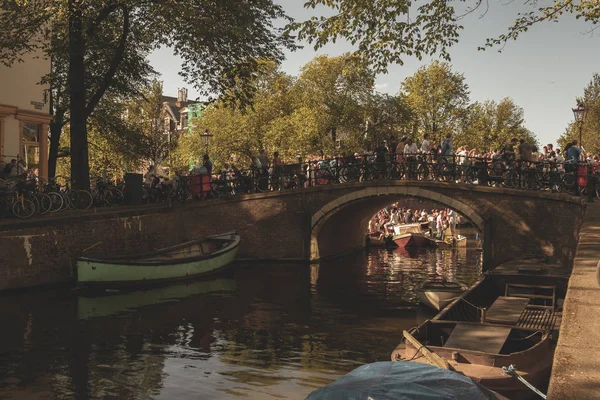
0, 181, 585, 291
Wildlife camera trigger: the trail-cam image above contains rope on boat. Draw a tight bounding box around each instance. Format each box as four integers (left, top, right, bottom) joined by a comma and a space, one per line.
502, 364, 547, 399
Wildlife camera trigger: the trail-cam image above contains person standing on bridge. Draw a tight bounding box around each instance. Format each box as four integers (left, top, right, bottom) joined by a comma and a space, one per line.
421, 134, 431, 159
518, 139, 533, 163
441, 134, 453, 160
404, 138, 418, 179
396, 137, 407, 163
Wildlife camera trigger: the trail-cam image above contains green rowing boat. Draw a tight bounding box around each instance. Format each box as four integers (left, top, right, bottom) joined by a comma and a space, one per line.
77, 232, 240, 289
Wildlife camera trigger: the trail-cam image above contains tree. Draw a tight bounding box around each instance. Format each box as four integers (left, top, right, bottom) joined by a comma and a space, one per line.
455, 98, 538, 151
401, 61, 470, 144
123, 80, 172, 168
558, 74, 600, 155
362, 93, 413, 147
292, 53, 376, 154
1, 0, 296, 189
172, 61, 298, 170
290, 0, 600, 72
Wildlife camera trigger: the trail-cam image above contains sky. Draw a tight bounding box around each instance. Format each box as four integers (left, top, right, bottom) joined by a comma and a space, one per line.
147, 0, 600, 147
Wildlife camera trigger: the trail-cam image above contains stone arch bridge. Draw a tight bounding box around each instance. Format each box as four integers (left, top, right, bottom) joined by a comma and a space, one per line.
0, 181, 586, 290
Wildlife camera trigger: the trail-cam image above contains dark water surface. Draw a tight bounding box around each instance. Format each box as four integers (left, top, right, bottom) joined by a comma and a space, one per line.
0, 246, 482, 400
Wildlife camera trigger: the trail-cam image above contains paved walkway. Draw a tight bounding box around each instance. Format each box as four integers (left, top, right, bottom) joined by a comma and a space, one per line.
548, 202, 600, 399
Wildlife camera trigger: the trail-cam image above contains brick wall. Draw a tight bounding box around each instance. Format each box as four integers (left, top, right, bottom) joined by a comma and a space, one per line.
0, 182, 585, 291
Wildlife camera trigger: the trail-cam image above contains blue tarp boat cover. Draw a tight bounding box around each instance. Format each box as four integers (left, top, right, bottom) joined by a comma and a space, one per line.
306, 362, 505, 400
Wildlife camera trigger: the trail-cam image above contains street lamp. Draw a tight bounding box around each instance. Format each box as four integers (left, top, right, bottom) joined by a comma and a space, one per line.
200, 130, 213, 155
572, 103, 586, 147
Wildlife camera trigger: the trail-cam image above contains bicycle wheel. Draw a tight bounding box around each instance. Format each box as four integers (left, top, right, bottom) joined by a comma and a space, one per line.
67, 190, 79, 209
561, 173, 576, 192
109, 188, 124, 205
503, 171, 518, 188
12, 198, 36, 218
47, 192, 64, 213
0, 197, 9, 218
36, 193, 52, 214
256, 176, 270, 193
60, 193, 71, 211
77, 190, 94, 210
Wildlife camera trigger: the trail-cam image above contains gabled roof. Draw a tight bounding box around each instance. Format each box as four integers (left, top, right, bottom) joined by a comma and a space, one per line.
162, 103, 179, 123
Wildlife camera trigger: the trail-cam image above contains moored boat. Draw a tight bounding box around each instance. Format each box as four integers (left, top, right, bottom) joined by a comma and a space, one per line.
366, 232, 385, 247
417, 281, 465, 311
307, 361, 508, 400
435, 262, 568, 332
392, 321, 554, 399
392, 223, 422, 236
77, 232, 240, 289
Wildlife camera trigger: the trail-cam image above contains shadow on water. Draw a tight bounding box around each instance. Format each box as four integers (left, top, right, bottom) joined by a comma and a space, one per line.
0, 246, 481, 400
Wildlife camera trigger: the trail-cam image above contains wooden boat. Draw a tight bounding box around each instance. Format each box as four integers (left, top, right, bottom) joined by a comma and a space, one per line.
434, 235, 468, 249
417, 281, 465, 311
77, 232, 240, 289
392, 321, 554, 399
77, 278, 237, 319
307, 361, 508, 400
393, 232, 435, 248
366, 232, 385, 247
393, 223, 422, 236
435, 262, 568, 332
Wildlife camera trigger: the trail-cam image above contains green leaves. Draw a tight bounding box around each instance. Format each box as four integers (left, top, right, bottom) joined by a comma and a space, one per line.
559, 74, 600, 155
457, 98, 537, 151
289, 0, 463, 73
401, 61, 470, 144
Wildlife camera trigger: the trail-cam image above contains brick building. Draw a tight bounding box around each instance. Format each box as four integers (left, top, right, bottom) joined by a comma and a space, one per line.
0, 48, 52, 178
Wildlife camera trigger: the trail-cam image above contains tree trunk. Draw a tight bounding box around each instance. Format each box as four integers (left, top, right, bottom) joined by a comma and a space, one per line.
48, 119, 62, 179
68, 0, 90, 190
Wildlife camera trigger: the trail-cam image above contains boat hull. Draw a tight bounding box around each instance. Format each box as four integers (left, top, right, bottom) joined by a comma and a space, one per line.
77, 233, 239, 289
395, 321, 555, 400
393, 233, 433, 248
417, 289, 463, 311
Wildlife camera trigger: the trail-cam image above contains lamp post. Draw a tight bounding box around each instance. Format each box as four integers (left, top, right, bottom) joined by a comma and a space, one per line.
200, 130, 213, 155
572, 103, 586, 147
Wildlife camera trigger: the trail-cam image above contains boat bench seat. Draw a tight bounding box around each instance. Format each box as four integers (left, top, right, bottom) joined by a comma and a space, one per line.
505, 284, 556, 310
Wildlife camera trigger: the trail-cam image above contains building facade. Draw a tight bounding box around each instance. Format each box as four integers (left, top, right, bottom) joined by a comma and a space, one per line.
0, 48, 52, 178
161, 88, 205, 136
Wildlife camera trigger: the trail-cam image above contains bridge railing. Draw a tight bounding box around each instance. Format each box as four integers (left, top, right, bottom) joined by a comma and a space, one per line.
183, 154, 599, 200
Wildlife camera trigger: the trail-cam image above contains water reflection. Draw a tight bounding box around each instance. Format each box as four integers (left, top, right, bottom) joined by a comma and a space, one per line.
0, 246, 481, 400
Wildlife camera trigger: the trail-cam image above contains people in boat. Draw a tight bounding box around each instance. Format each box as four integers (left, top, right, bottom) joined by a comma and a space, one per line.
384, 208, 399, 235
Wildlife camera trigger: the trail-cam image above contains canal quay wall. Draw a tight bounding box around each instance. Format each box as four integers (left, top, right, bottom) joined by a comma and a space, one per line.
547, 202, 600, 400
0, 182, 587, 291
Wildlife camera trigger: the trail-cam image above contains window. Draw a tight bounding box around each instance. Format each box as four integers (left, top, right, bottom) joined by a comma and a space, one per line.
23, 122, 39, 142
181, 113, 188, 129
22, 122, 41, 175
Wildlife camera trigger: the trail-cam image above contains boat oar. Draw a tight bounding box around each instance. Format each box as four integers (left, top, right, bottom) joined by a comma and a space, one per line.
82, 241, 103, 253
403, 330, 455, 371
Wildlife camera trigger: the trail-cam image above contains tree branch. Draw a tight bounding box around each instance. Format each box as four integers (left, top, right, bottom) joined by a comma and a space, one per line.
86, 2, 119, 38
85, 6, 130, 118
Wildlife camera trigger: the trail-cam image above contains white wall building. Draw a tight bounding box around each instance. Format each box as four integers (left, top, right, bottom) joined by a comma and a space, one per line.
0, 48, 52, 178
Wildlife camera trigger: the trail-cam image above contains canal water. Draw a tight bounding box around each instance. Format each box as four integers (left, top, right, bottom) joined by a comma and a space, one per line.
0, 244, 482, 400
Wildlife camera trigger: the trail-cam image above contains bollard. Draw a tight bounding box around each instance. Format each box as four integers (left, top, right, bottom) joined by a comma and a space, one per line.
587, 173, 596, 203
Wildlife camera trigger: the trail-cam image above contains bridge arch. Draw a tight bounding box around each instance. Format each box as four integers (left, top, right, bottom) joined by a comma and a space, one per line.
310, 185, 486, 261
